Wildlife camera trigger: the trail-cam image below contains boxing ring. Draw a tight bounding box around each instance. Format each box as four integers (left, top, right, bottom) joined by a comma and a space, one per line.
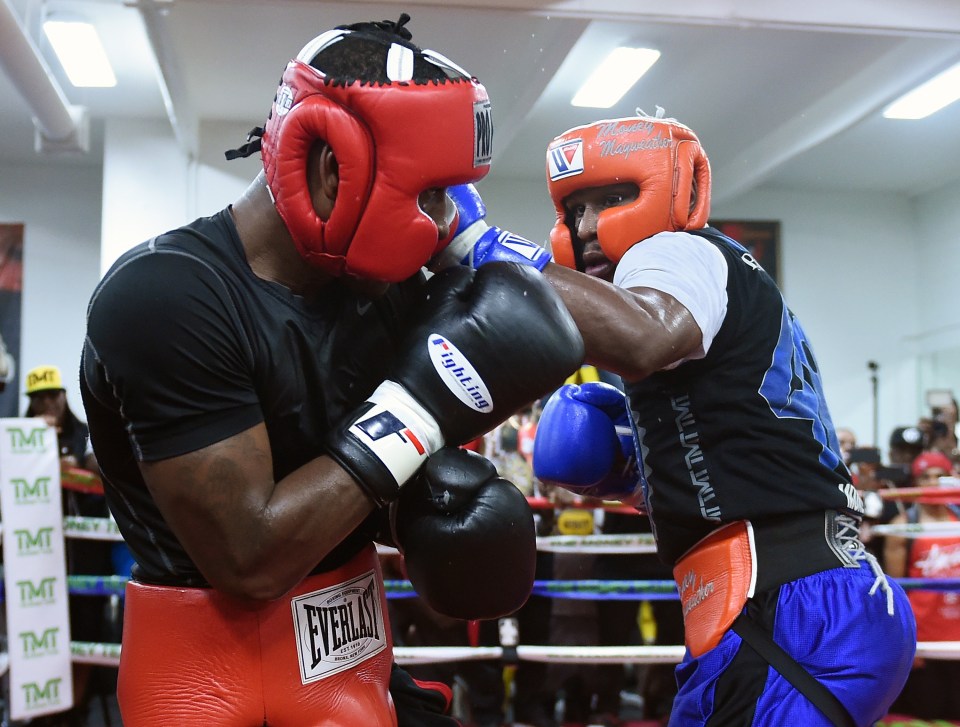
3, 473, 960, 713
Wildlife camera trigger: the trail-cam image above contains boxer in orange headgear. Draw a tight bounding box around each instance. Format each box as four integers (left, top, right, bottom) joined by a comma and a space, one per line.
441, 107, 916, 726
546, 109, 711, 275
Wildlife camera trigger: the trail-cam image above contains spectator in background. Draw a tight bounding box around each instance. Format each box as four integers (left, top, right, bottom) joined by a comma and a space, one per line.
849, 441, 906, 567
486, 407, 537, 498
25, 365, 96, 471
24, 365, 113, 727
884, 451, 960, 721
836, 427, 857, 467
930, 397, 960, 462
889, 425, 926, 468
517, 403, 540, 470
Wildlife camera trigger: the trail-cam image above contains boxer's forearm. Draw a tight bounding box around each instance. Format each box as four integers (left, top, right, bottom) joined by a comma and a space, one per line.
140, 421, 376, 601
543, 262, 702, 382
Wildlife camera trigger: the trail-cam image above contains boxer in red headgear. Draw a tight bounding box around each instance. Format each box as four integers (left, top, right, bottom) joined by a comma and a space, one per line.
229, 17, 494, 281
438, 108, 917, 726
81, 13, 583, 727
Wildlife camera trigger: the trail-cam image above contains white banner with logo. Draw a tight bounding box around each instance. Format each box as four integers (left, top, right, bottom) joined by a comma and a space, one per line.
0, 418, 74, 719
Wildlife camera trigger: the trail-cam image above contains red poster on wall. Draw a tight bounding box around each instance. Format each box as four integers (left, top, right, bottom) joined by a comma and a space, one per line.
0, 223, 24, 416
711, 219, 781, 286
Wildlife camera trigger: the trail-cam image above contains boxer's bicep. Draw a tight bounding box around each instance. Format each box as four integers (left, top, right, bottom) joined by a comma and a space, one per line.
543, 263, 702, 380
139, 422, 277, 589
623, 286, 704, 371
139, 422, 378, 599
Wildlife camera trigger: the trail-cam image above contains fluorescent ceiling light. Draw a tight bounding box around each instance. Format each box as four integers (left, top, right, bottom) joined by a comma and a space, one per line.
43, 20, 117, 88
571, 47, 661, 109
883, 61, 960, 120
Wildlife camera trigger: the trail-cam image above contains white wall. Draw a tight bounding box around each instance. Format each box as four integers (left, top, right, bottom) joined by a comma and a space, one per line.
912, 177, 960, 411
914, 177, 960, 358
101, 119, 190, 276
195, 120, 263, 217
0, 161, 103, 414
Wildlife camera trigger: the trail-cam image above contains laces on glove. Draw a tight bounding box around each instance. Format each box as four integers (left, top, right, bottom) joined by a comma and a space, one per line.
836, 512, 895, 616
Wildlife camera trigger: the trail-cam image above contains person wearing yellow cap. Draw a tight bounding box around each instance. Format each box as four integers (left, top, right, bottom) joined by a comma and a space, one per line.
25, 365, 88, 465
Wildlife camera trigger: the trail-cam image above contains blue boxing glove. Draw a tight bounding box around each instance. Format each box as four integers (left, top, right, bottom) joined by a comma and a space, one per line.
533, 382, 641, 502
431, 184, 552, 271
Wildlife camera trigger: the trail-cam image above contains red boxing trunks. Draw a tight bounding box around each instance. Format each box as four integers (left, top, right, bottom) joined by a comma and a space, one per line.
118, 544, 395, 727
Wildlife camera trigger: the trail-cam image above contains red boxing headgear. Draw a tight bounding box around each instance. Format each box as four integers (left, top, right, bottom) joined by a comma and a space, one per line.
545, 113, 711, 269
260, 30, 493, 282
911, 451, 954, 479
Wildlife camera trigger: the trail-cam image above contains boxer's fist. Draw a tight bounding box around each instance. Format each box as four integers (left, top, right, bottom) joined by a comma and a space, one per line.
431, 184, 552, 271
326, 263, 583, 507
534, 382, 641, 501
394, 263, 582, 444
394, 447, 536, 619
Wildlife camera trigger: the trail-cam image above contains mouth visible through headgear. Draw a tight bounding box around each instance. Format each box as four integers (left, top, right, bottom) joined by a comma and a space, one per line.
581, 241, 616, 282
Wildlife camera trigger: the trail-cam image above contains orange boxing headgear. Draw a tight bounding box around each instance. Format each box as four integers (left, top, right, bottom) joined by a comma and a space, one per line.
229, 19, 493, 282
545, 112, 711, 269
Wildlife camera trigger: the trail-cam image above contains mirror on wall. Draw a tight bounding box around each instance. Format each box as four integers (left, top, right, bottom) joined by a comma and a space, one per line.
919, 348, 960, 416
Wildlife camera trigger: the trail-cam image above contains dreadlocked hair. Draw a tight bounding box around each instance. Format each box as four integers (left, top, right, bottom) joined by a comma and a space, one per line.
310, 13, 453, 85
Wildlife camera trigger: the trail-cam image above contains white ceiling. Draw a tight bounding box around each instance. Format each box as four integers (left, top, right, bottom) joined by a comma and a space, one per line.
2, 0, 960, 203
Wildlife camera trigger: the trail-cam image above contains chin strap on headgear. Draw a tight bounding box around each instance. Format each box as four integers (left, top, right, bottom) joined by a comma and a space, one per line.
545, 108, 711, 269
227, 24, 493, 282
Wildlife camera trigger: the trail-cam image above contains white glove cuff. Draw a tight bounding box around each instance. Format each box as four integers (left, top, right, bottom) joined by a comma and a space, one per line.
363, 380, 445, 486
429, 219, 490, 271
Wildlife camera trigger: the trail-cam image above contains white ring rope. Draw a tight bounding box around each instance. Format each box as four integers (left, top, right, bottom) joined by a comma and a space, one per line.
1, 639, 953, 676
536, 533, 658, 554
63, 515, 126, 541
871, 521, 960, 538
7, 516, 960, 548
516, 645, 686, 664
394, 646, 503, 665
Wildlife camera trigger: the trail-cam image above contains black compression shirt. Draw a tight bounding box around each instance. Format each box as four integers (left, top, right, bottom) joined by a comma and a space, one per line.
625, 228, 860, 565
81, 208, 424, 585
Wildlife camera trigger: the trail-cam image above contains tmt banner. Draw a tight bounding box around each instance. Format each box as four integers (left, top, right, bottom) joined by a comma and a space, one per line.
0, 419, 74, 719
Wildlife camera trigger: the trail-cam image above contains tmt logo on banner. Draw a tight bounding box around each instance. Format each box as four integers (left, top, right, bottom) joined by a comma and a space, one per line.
0, 417, 74, 719
15, 577, 58, 606
10, 476, 53, 504
21, 678, 65, 709
5, 425, 51, 454
19, 627, 63, 659
13, 526, 56, 555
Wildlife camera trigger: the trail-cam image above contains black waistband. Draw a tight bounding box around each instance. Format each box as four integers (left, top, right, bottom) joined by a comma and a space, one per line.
752, 510, 859, 594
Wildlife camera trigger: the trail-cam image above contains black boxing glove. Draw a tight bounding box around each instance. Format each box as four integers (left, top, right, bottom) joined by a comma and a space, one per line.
393, 447, 536, 620
389, 664, 457, 727
327, 263, 583, 506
